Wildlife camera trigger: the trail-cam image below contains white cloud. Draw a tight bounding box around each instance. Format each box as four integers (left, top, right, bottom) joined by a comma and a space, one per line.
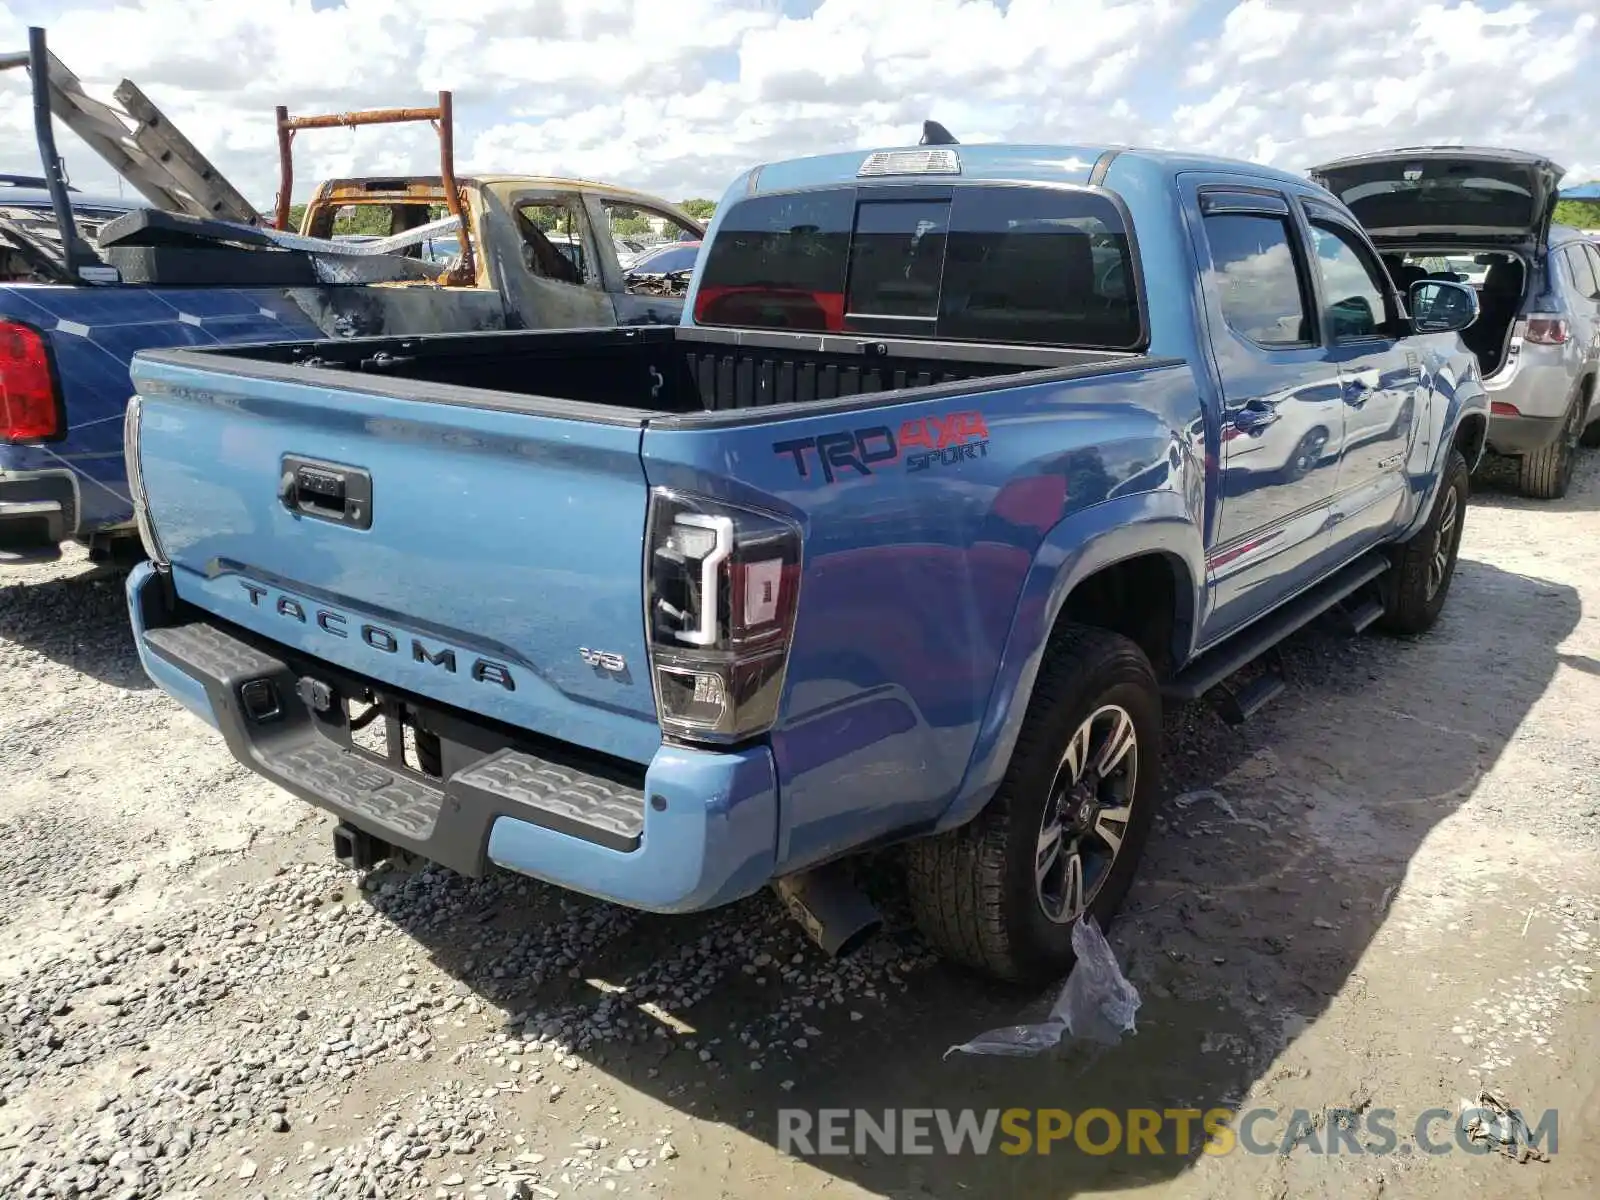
1176, 0, 1599, 184
0, 0, 1594, 214
1214, 0, 1302, 65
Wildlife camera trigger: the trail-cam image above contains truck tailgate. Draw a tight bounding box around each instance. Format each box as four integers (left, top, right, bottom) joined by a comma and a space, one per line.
130, 356, 659, 765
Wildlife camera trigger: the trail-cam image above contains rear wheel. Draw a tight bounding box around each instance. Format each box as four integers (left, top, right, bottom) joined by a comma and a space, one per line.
1377, 447, 1468, 635
1580, 395, 1600, 448
1517, 397, 1581, 499
905, 624, 1161, 984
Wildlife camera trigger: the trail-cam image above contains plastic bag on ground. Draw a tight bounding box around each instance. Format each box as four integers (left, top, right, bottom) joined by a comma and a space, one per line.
944, 917, 1141, 1058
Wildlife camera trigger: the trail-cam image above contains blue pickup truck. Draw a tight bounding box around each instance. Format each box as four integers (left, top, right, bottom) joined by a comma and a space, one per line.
121, 141, 1487, 982
0, 180, 146, 559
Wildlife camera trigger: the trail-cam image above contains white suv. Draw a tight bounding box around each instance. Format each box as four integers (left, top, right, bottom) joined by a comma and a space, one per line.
1312, 147, 1600, 499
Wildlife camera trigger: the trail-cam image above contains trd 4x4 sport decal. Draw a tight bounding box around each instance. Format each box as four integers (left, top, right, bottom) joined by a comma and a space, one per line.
773, 411, 990, 483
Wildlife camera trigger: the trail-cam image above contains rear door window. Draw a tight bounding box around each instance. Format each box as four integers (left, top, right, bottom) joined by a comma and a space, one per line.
693, 185, 1141, 349
516, 199, 591, 286
1563, 245, 1600, 301
1584, 244, 1600, 299
1200, 213, 1313, 348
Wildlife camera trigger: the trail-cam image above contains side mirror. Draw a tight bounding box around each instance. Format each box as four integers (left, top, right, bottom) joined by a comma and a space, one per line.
1408, 278, 1479, 334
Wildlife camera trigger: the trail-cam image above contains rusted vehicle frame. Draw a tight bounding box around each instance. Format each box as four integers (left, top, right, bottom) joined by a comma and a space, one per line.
274, 91, 474, 284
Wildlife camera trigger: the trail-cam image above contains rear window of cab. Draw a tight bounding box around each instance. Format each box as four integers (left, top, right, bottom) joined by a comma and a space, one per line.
692, 184, 1144, 351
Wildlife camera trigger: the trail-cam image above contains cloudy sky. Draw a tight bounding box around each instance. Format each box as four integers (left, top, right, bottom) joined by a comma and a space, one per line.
1, 0, 1595, 212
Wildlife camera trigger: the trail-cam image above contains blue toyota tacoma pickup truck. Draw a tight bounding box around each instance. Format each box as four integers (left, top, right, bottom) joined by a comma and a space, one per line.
121, 141, 1487, 982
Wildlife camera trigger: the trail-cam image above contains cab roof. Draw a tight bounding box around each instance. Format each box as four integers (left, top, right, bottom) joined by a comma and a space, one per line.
743, 142, 1320, 196
312, 174, 702, 220
0, 184, 147, 212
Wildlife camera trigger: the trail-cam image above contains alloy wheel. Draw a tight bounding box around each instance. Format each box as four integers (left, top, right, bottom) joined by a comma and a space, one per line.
1427, 483, 1460, 600
1034, 703, 1138, 924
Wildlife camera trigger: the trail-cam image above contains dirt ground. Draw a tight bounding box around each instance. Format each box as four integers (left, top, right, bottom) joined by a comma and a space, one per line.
2, 450, 1597, 1200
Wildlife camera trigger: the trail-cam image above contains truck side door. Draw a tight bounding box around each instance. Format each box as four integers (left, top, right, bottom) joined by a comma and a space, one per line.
1298, 198, 1419, 552
1184, 180, 1345, 644
585, 194, 704, 326
480, 187, 617, 329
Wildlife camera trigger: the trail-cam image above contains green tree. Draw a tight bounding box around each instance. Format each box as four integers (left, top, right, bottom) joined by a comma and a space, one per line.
522, 204, 579, 235
679, 198, 716, 220
279, 203, 390, 236
335, 206, 394, 236
1554, 198, 1600, 229
606, 207, 657, 237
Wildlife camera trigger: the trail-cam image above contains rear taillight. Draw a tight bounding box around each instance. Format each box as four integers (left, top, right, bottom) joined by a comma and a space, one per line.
645, 488, 802, 743
123, 395, 168, 566
1491, 401, 1521, 417
0, 321, 61, 442
1524, 316, 1570, 346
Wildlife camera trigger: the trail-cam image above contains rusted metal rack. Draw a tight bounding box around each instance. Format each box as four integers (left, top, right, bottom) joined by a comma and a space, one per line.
273, 92, 474, 284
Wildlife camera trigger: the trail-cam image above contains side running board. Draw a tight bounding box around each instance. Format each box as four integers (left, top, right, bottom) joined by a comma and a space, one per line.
1164, 551, 1390, 704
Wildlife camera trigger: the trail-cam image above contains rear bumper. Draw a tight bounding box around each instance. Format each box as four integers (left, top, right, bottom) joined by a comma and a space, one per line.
0, 471, 76, 555
127, 563, 778, 913
1485, 412, 1563, 456
1483, 353, 1578, 422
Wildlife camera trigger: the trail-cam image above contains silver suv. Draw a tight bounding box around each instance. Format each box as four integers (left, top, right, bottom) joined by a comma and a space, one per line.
1311, 148, 1600, 499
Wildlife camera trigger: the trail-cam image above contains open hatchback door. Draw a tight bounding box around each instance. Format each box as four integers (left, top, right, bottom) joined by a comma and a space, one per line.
1310, 146, 1566, 247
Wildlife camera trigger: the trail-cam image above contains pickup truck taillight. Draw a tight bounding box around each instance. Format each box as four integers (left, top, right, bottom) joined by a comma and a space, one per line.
123, 395, 168, 566
645, 488, 802, 743
0, 321, 62, 442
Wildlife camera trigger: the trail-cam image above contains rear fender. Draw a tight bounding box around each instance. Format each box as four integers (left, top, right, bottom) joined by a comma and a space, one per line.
936, 489, 1203, 832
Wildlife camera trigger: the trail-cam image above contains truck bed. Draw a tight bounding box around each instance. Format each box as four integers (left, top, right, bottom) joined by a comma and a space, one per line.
139, 325, 1145, 423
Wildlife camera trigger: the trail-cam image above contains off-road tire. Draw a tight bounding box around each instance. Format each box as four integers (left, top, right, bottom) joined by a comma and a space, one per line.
1377, 447, 1469, 636
1579, 389, 1600, 448
905, 623, 1161, 984
1517, 397, 1581, 499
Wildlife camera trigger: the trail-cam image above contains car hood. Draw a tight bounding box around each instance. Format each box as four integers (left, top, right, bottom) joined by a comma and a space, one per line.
1309, 146, 1564, 248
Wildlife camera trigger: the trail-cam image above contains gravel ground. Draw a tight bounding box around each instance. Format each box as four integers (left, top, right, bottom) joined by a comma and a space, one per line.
2, 450, 1598, 1200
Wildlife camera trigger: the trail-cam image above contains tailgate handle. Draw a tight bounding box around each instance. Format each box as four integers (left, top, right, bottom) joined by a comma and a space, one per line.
279, 456, 373, 530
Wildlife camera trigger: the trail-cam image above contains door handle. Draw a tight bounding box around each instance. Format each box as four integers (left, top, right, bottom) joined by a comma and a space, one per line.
279, 456, 373, 530
1231, 404, 1279, 435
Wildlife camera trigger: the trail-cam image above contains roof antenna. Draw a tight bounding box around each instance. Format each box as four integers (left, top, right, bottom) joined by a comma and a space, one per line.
920, 120, 959, 146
